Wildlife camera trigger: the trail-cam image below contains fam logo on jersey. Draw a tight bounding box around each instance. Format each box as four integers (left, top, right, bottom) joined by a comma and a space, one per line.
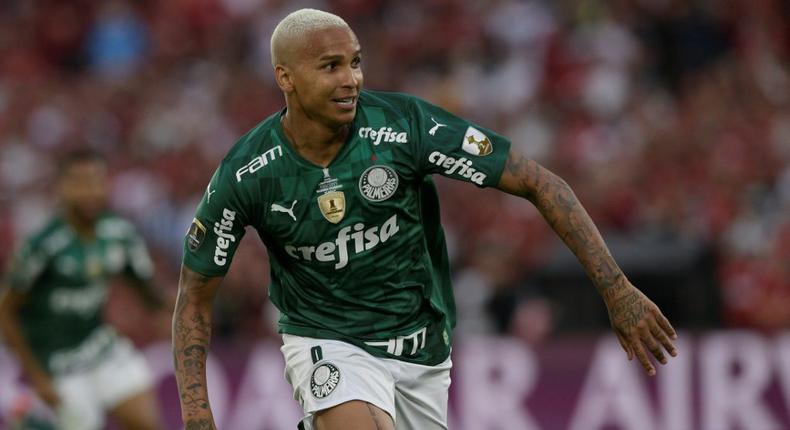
359, 126, 408, 145
213, 209, 237, 266
359, 165, 399, 202
461, 126, 493, 156
187, 218, 207, 251
235, 145, 283, 182
310, 362, 341, 399
428, 151, 488, 186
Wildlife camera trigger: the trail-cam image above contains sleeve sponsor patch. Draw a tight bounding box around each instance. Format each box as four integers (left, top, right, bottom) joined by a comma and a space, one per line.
187, 218, 207, 252
461, 126, 493, 156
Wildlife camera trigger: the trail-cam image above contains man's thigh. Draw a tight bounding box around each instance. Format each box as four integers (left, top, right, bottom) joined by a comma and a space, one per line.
281, 335, 397, 430
108, 390, 163, 430
93, 337, 155, 411
314, 400, 394, 430
53, 372, 104, 430
92, 336, 163, 429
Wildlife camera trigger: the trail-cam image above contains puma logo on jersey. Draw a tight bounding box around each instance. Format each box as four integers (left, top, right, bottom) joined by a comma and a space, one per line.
206, 183, 216, 203
284, 214, 400, 269
271, 201, 297, 221
428, 151, 488, 185
358, 127, 408, 145
428, 117, 447, 136
213, 208, 237, 266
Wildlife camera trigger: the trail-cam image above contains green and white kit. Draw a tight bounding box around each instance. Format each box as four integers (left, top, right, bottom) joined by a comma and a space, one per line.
4, 214, 155, 429
185, 90, 512, 428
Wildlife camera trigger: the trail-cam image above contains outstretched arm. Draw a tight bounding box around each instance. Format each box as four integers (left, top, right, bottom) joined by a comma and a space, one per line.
0, 287, 60, 407
173, 265, 222, 429
496, 150, 678, 375
128, 278, 169, 311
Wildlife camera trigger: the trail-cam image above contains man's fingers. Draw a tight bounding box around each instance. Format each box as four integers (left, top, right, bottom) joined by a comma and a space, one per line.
651, 323, 678, 357
639, 326, 666, 365
616, 332, 633, 360
629, 338, 656, 376
655, 311, 677, 340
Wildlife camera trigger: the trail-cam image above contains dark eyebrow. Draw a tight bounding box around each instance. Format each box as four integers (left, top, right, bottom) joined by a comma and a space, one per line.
318, 50, 362, 62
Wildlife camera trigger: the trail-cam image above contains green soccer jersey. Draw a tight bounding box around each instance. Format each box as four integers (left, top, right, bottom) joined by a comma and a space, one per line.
184, 90, 511, 365
3, 213, 154, 374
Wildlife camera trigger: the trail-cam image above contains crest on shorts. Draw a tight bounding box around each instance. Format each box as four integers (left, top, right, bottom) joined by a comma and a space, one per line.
310, 362, 341, 399
187, 218, 207, 251
358, 165, 399, 202
317, 191, 346, 224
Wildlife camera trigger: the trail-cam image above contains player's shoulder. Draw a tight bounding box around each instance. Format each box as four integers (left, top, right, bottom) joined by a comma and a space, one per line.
96, 213, 138, 240
17, 216, 72, 256
213, 110, 285, 184
359, 89, 427, 114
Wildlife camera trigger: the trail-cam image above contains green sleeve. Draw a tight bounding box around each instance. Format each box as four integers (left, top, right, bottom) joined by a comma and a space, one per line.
182, 164, 249, 277
4, 239, 47, 293
408, 97, 511, 188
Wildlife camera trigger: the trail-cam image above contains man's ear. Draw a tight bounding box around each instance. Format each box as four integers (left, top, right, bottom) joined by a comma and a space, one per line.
275, 65, 294, 93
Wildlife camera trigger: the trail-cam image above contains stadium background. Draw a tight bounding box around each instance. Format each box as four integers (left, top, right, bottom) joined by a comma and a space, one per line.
0, 0, 788, 428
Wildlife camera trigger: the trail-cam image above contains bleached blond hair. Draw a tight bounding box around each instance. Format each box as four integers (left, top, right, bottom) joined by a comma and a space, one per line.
270, 8, 350, 67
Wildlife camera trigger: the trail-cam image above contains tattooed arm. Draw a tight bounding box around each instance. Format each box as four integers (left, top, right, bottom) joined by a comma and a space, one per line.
173, 265, 223, 429
496, 150, 678, 375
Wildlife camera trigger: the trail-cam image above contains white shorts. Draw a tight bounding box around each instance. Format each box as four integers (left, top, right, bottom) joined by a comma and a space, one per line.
281, 334, 452, 430
53, 336, 153, 430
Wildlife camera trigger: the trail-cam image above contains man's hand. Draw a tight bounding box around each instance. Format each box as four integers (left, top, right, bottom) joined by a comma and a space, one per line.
496, 150, 678, 375
603, 282, 678, 376
0, 288, 63, 408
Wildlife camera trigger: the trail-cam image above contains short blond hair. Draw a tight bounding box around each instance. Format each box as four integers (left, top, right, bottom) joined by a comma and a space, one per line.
270, 8, 350, 67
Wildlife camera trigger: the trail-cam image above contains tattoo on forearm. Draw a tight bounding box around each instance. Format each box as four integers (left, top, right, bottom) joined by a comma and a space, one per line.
173, 272, 215, 421
185, 419, 217, 430
505, 153, 624, 291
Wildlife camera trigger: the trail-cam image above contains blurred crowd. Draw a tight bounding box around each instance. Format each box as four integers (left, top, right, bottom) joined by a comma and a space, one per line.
0, 0, 788, 344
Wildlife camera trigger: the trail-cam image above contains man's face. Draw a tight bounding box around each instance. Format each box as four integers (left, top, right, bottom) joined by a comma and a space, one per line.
60, 160, 108, 222
288, 26, 363, 127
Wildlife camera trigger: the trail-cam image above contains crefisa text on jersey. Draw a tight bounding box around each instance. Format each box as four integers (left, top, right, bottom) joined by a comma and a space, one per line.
428, 151, 487, 185
213, 208, 237, 266
284, 214, 400, 269
358, 126, 408, 145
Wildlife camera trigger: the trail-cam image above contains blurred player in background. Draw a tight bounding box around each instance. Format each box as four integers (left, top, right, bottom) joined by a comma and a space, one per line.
0, 150, 166, 430
173, 8, 678, 430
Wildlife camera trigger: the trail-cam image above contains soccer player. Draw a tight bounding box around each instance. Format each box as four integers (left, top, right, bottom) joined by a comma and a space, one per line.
0, 150, 166, 430
173, 8, 678, 430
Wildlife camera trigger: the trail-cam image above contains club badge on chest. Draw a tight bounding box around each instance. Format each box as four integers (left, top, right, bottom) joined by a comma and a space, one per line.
316, 168, 346, 224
